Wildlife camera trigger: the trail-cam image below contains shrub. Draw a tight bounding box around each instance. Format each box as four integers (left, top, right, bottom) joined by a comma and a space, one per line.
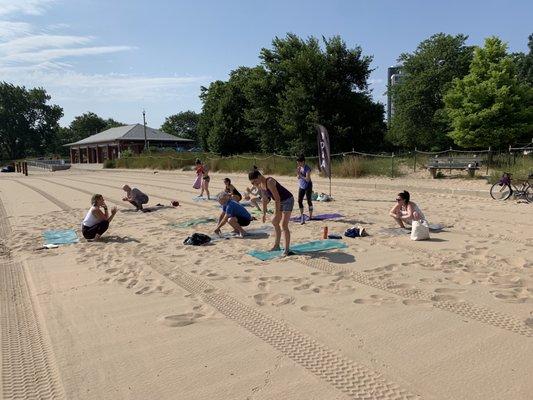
103, 159, 116, 168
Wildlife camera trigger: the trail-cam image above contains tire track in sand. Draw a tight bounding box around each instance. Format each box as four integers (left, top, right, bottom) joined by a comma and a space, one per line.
148, 258, 420, 400
0, 194, 65, 399
300, 258, 533, 338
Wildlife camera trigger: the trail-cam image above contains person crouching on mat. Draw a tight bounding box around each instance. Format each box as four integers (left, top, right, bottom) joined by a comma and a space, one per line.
223, 178, 243, 202
249, 169, 294, 256
296, 155, 313, 224
215, 192, 252, 238
82, 194, 117, 241
122, 184, 149, 211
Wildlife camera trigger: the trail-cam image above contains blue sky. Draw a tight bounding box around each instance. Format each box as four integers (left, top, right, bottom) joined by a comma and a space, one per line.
1, 0, 531, 127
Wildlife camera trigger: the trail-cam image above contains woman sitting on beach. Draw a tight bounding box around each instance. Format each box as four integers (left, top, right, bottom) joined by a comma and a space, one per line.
389, 190, 425, 229
195, 159, 210, 199
81, 194, 117, 241
224, 178, 242, 202
249, 169, 294, 256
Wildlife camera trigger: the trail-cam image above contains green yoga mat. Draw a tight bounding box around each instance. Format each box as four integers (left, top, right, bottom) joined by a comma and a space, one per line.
251, 208, 274, 215
248, 239, 348, 261
43, 229, 79, 245
169, 217, 216, 228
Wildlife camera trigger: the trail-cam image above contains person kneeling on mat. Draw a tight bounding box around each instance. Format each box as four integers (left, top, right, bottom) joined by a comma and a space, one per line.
122, 184, 149, 211
214, 192, 252, 238
81, 194, 117, 241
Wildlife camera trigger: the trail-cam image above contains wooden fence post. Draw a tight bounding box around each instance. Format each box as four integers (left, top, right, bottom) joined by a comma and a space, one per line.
391, 153, 394, 178
413, 148, 417, 172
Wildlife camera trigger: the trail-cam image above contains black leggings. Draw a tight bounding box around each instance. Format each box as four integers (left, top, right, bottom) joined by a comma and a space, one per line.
82, 220, 109, 239
298, 182, 313, 211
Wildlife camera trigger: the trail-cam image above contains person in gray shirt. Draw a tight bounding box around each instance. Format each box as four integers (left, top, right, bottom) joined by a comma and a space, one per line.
122, 184, 149, 211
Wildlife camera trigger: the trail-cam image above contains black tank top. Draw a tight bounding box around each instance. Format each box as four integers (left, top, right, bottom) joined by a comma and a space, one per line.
265, 178, 293, 201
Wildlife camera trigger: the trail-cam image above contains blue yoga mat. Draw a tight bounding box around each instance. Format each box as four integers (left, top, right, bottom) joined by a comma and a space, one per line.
43, 229, 79, 245
248, 239, 347, 261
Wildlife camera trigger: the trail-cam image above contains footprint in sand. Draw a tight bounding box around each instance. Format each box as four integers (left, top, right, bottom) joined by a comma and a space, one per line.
402, 299, 432, 307
430, 294, 459, 302
525, 318, 533, 328
253, 293, 294, 307
434, 288, 467, 294
300, 305, 328, 312
353, 294, 396, 306
445, 277, 475, 286
159, 312, 205, 327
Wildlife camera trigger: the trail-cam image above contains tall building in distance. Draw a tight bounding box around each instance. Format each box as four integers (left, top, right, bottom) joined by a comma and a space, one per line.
387, 65, 403, 124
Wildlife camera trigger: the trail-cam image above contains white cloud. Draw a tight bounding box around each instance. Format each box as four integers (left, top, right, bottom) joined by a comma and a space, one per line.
0, 0, 208, 124
0, 0, 56, 16
3, 45, 134, 64
0, 21, 32, 38
0, 34, 93, 53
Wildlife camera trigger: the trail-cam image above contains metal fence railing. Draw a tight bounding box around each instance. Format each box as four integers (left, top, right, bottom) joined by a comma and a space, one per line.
26, 159, 71, 171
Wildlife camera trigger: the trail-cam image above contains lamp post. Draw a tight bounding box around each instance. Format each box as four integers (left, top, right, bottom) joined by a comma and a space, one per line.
143, 109, 147, 152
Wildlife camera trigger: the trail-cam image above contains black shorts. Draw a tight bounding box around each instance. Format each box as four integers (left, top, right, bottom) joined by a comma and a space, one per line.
203, 175, 210, 182
236, 216, 251, 227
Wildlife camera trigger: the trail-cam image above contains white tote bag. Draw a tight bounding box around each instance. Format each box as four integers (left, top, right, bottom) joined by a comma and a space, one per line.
410, 220, 430, 241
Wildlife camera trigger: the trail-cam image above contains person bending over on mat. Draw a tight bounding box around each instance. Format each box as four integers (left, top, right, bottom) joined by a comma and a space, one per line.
249, 169, 294, 256
215, 192, 252, 238
389, 190, 425, 229
296, 155, 313, 224
82, 194, 117, 241
223, 178, 242, 202
122, 184, 149, 211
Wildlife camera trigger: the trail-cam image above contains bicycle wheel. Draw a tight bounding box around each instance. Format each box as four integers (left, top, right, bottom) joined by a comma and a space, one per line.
490, 183, 512, 200
525, 186, 533, 203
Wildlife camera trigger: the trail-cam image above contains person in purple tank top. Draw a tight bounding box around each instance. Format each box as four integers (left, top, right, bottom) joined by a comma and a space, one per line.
249, 169, 294, 256
296, 155, 313, 224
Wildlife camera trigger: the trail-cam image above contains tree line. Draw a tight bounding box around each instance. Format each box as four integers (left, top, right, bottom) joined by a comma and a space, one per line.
1, 32, 531, 160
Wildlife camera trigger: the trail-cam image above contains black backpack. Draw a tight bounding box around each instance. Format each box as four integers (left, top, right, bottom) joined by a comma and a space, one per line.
183, 233, 211, 246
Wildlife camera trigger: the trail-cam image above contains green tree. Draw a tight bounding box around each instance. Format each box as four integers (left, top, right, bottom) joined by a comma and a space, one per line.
513, 33, 533, 86
198, 33, 385, 155
0, 82, 63, 159
161, 110, 200, 141
444, 37, 533, 148
388, 33, 474, 149
65, 112, 125, 144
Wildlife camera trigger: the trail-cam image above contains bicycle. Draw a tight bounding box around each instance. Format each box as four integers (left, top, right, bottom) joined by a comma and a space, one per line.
490, 172, 533, 203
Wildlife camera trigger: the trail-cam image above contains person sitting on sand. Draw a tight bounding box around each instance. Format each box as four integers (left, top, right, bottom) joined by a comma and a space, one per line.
214, 192, 252, 238
81, 194, 117, 241
224, 178, 242, 202
296, 154, 313, 224
122, 184, 149, 211
249, 169, 294, 256
389, 190, 425, 228
195, 159, 210, 199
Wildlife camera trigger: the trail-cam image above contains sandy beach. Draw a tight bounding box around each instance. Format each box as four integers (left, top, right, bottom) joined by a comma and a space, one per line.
0, 167, 532, 400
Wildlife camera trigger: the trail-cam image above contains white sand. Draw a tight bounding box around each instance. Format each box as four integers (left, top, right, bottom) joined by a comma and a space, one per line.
0, 167, 531, 400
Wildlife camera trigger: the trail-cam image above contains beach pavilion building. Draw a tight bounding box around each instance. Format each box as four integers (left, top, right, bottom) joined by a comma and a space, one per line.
66, 124, 194, 164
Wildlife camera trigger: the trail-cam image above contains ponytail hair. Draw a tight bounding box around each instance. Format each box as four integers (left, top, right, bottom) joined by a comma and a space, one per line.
398, 191, 410, 204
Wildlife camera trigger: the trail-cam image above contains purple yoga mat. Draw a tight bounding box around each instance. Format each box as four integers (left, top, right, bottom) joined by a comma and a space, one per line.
290, 213, 343, 222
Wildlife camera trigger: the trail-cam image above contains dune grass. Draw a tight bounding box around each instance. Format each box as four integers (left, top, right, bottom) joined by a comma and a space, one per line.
110, 152, 405, 178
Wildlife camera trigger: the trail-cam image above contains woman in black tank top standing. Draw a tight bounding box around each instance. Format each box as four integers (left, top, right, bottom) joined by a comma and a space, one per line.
249, 169, 294, 256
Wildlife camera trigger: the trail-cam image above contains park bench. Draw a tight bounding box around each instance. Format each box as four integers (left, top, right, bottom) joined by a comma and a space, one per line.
426, 157, 482, 178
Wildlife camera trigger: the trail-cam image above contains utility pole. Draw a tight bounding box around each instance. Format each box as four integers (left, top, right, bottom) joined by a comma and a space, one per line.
142, 109, 148, 152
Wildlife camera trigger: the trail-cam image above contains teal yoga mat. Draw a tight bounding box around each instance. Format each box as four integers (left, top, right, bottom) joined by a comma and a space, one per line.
43, 229, 79, 245
248, 239, 347, 261
170, 217, 216, 228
